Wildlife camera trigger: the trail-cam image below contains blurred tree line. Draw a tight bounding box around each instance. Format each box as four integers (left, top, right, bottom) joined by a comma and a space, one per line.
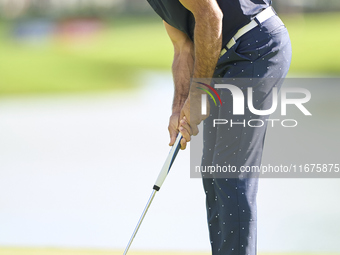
1, 0, 340, 20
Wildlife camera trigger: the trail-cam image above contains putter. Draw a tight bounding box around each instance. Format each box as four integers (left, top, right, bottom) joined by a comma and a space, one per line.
123, 133, 183, 255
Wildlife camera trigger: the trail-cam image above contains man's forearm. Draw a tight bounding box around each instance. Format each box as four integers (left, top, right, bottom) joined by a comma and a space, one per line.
192, 13, 222, 80
171, 45, 194, 114
171, 12, 222, 112
178, 0, 223, 81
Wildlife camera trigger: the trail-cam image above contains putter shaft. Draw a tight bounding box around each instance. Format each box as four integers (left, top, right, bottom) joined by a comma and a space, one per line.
123, 190, 157, 255
123, 134, 182, 255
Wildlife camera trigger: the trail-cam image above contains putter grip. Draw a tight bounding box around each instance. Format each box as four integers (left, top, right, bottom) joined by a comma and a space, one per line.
153, 134, 182, 191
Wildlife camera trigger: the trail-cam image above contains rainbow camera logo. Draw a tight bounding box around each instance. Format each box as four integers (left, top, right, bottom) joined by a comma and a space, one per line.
196, 82, 222, 115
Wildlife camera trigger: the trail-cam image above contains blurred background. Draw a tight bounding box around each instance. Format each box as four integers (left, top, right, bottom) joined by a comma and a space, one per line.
0, 1, 340, 255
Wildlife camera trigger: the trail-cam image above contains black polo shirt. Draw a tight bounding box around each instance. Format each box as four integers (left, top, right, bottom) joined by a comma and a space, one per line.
147, 0, 271, 47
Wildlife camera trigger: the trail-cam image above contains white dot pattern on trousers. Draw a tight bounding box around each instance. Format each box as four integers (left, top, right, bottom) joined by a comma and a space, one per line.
206, 36, 286, 250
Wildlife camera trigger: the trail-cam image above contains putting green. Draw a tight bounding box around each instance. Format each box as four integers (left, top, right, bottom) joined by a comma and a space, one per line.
0, 248, 340, 255
0, 248, 210, 255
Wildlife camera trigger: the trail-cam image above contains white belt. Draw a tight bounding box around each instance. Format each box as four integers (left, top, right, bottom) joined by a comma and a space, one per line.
220, 6, 276, 58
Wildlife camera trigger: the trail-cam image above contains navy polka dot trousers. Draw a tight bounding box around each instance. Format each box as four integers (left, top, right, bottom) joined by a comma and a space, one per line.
201, 15, 292, 255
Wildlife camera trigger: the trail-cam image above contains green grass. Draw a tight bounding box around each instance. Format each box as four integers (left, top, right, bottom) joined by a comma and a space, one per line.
0, 248, 339, 255
282, 13, 340, 74
0, 13, 339, 95
0, 17, 173, 95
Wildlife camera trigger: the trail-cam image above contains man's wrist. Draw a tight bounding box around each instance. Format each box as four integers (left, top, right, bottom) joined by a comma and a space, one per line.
171, 109, 181, 115
172, 94, 188, 114
189, 78, 215, 97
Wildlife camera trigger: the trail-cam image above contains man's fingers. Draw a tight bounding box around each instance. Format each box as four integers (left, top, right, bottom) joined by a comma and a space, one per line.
181, 112, 190, 124
179, 120, 192, 142
168, 123, 179, 146
182, 115, 190, 124
180, 137, 187, 150
169, 130, 178, 146
168, 114, 180, 146
191, 124, 199, 136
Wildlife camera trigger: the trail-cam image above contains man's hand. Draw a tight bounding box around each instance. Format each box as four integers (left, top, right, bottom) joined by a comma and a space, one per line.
168, 113, 191, 150
169, 81, 212, 150
180, 88, 210, 137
